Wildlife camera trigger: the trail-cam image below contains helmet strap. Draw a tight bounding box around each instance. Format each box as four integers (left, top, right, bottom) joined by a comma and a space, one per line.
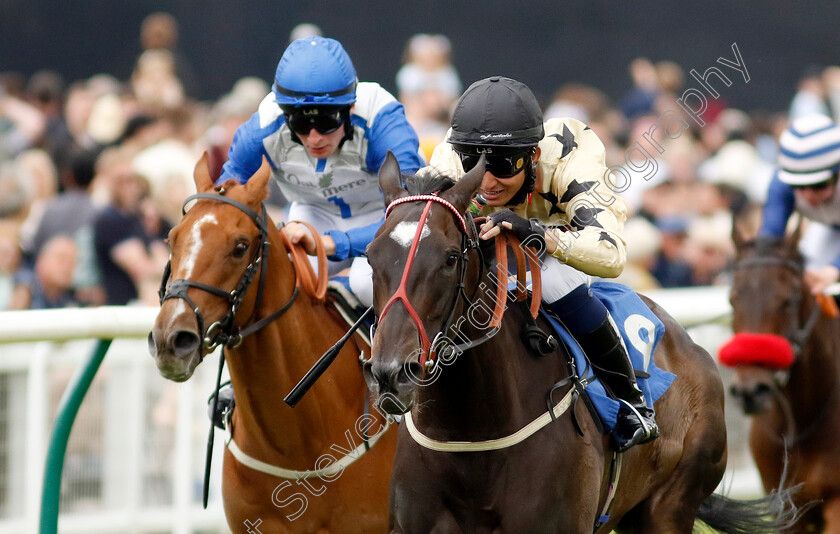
505, 151, 538, 206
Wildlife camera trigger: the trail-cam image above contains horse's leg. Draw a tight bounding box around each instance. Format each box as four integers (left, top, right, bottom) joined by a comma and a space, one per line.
629, 405, 727, 533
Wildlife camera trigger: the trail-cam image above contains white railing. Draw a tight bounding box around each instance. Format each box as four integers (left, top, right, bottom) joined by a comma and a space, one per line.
0, 307, 228, 534
0, 287, 761, 534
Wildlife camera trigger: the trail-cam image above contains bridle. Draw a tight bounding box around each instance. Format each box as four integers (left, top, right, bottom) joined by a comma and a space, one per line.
375, 194, 542, 369
733, 254, 821, 358
733, 251, 839, 447
158, 192, 299, 354
376, 194, 479, 368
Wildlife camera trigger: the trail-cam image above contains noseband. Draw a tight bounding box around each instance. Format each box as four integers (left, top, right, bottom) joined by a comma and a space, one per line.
158, 192, 298, 353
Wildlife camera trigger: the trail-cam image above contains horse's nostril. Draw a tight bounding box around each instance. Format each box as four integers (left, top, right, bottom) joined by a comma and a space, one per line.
171, 330, 201, 357
398, 362, 423, 385
755, 383, 772, 395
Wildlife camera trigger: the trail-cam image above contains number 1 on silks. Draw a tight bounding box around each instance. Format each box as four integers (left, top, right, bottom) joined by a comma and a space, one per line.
327, 196, 352, 218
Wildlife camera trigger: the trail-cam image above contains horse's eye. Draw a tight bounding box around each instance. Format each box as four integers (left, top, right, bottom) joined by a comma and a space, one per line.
445, 252, 459, 268
233, 241, 249, 258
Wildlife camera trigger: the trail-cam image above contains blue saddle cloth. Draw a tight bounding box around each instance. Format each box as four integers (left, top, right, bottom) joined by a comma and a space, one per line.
541, 282, 676, 432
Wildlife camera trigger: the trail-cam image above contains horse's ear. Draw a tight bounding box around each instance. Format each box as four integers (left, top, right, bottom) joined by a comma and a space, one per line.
193, 152, 215, 192
379, 151, 406, 205
786, 213, 805, 251
442, 155, 486, 213
243, 156, 272, 204
731, 217, 747, 251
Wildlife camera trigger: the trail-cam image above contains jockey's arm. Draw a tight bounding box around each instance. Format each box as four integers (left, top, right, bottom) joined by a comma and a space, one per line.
282, 217, 384, 261
325, 218, 384, 261
758, 171, 795, 238
216, 111, 268, 185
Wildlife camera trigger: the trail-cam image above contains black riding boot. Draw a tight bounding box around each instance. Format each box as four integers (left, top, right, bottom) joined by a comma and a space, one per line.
578, 316, 659, 452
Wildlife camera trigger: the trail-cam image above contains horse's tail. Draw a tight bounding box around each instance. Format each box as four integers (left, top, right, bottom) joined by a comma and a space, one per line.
695, 485, 808, 533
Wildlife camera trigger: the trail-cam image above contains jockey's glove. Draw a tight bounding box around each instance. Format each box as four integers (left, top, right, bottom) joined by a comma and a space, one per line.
488, 209, 546, 250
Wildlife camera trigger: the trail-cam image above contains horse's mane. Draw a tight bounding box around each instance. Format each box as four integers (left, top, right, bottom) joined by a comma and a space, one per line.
753, 235, 785, 255
404, 171, 456, 196
740, 235, 804, 268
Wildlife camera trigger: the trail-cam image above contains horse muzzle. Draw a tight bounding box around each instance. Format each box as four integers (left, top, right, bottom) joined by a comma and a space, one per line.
362, 357, 422, 415
148, 326, 203, 382
730, 382, 774, 415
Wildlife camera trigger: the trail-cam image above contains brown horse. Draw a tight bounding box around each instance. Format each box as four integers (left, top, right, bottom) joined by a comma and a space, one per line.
362, 153, 797, 533
723, 224, 840, 533
148, 154, 397, 533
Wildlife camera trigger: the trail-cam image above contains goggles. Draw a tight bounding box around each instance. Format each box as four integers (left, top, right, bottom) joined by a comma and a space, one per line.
285, 107, 345, 136
790, 174, 837, 191
456, 149, 532, 178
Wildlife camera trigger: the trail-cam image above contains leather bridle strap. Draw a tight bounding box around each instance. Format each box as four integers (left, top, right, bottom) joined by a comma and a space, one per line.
379, 200, 436, 365
734, 254, 822, 356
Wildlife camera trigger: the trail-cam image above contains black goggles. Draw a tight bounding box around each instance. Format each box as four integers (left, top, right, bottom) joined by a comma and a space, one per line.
790, 174, 838, 191
285, 108, 345, 136
457, 150, 532, 178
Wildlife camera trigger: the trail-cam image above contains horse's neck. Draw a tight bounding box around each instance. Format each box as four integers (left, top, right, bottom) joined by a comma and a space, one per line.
787, 306, 840, 420
224, 228, 366, 458
415, 280, 566, 438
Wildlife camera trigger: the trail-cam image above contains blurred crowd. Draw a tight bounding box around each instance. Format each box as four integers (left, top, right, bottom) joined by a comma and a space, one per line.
1, 14, 837, 311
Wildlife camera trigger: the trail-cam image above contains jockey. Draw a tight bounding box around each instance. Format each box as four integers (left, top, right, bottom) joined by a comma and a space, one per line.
424, 76, 658, 452
218, 36, 425, 307
759, 114, 840, 295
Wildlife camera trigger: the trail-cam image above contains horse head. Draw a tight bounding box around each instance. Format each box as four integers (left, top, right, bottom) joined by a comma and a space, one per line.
723, 221, 806, 414
363, 153, 486, 414
149, 153, 272, 381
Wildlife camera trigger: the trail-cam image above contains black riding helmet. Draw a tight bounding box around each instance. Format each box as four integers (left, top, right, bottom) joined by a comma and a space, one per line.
449, 76, 544, 205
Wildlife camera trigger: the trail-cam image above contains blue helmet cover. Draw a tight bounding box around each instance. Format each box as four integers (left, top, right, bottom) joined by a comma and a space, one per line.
273, 36, 357, 108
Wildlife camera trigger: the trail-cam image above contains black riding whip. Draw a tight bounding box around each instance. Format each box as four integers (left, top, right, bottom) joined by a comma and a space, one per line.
202, 348, 226, 509
284, 306, 373, 407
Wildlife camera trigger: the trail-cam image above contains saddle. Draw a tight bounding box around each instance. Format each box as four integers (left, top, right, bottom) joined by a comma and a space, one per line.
534, 282, 675, 434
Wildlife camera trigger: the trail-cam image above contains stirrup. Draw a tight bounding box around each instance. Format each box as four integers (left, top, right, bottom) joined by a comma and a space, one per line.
611, 400, 659, 452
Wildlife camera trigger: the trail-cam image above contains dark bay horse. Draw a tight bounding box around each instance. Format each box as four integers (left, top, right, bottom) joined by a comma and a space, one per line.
148, 154, 397, 533
362, 153, 796, 533
722, 224, 840, 533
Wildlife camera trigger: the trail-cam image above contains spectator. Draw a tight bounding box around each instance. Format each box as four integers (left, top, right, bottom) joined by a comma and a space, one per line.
16, 148, 60, 254
396, 33, 462, 159
9, 235, 77, 309
618, 57, 660, 120
132, 108, 200, 226
684, 211, 734, 286
0, 227, 21, 309
288, 22, 322, 43
0, 82, 46, 164
25, 70, 72, 163
614, 216, 663, 291
131, 49, 185, 112
92, 149, 168, 305
650, 216, 694, 288
0, 159, 33, 224
789, 65, 830, 121
138, 12, 197, 98
27, 147, 99, 258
